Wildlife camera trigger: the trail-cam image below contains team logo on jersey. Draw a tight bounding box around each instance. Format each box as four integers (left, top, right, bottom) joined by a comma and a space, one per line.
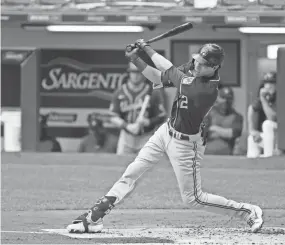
181, 76, 194, 85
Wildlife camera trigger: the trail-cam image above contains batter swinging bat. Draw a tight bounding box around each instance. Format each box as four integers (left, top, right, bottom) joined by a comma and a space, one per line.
127, 22, 193, 51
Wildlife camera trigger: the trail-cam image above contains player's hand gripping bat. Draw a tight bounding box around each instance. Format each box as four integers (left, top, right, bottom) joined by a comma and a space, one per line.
126, 95, 151, 135
127, 22, 193, 52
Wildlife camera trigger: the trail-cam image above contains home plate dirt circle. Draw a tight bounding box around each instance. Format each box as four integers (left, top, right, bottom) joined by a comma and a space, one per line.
43, 227, 285, 244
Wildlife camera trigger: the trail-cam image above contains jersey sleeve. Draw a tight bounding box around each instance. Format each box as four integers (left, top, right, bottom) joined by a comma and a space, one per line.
161, 66, 186, 89
109, 90, 121, 116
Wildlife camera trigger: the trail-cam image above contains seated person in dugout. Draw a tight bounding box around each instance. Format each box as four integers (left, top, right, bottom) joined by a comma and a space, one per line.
38, 114, 62, 152
204, 86, 243, 155
78, 113, 117, 153
247, 71, 280, 158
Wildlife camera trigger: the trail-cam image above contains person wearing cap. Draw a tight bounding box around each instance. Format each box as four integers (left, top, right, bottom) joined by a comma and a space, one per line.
67, 42, 264, 234
38, 114, 62, 152
109, 61, 166, 156
204, 85, 243, 155
247, 71, 279, 158
78, 113, 117, 153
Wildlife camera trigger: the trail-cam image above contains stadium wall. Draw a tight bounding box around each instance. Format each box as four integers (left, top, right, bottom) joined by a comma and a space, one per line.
1, 26, 285, 151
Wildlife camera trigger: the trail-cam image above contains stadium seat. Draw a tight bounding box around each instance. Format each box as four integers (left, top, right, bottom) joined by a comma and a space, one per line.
258, 0, 285, 9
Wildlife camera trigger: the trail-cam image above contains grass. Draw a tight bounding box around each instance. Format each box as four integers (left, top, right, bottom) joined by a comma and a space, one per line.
1, 153, 285, 211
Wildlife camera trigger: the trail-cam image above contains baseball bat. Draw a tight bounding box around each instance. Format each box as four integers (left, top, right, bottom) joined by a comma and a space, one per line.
127, 22, 193, 51
136, 95, 151, 122
146, 22, 193, 44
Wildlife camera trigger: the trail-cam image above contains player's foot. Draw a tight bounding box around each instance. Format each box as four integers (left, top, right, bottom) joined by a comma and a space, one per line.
66, 196, 116, 233
67, 217, 103, 233
247, 205, 264, 233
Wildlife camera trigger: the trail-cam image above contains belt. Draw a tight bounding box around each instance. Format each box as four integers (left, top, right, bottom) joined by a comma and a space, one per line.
167, 121, 201, 142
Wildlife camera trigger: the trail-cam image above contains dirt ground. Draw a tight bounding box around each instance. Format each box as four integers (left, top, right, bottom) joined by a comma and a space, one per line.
1, 209, 285, 244
1, 153, 285, 244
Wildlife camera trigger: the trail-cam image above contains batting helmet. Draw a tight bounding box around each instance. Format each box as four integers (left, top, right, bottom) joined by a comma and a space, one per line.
192, 43, 225, 67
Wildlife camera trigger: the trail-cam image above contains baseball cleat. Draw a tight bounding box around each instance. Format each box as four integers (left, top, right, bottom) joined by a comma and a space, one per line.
66, 196, 116, 233
67, 217, 103, 233
247, 205, 264, 233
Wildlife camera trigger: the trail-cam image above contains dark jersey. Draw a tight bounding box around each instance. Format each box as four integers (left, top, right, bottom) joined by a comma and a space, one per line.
204, 107, 243, 155
110, 82, 166, 133
160, 65, 219, 135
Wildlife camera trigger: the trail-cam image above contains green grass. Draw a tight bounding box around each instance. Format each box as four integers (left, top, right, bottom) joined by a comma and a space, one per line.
1, 153, 285, 211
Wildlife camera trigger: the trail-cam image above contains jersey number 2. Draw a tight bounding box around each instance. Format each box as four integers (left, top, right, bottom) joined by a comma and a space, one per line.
179, 95, 188, 109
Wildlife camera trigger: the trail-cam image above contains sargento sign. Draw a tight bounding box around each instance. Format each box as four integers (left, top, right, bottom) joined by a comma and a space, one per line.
41, 58, 128, 93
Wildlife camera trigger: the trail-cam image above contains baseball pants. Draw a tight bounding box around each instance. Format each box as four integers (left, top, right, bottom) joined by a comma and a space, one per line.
107, 122, 252, 221
247, 119, 278, 158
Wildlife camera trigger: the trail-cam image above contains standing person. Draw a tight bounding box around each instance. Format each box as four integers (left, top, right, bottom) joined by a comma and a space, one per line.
247, 71, 278, 158
204, 86, 243, 155
67, 42, 263, 234
109, 61, 166, 155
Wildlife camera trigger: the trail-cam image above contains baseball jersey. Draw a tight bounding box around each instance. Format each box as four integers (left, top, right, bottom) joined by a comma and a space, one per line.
160, 65, 219, 135
110, 82, 166, 134
204, 107, 243, 155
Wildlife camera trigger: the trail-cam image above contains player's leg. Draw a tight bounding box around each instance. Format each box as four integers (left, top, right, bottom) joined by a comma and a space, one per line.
67, 123, 168, 233
262, 120, 278, 157
116, 130, 137, 156
246, 134, 263, 158
133, 132, 154, 154
167, 136, 263, 233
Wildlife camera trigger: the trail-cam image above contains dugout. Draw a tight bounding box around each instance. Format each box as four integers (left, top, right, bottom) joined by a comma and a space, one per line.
1, 24, 285, 152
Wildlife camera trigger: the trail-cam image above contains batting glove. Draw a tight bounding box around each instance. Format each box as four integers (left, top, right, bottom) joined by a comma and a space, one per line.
125, 44, 139, 62
135, 39, 149, 50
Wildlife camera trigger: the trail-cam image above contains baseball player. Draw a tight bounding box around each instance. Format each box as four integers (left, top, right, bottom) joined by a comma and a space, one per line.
247, 71, 278, 158
204, 86, 243, 155
109, 61, 167, 155
67, 42, 263, 234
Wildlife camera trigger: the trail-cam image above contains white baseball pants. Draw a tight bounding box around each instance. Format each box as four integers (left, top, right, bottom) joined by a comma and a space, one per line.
247, 119, 278, 158
107, 122, 253, 221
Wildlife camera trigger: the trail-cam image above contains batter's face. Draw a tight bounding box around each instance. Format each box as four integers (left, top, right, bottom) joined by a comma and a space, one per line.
129, 71, 145, 85
192, 60, 217, 77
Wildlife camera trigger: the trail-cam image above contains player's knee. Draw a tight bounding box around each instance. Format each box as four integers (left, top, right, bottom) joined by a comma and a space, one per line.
182, 190, 208, 207
262, 120, 277, 132
181, 194, 196, 205
181, 192, 202, 206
